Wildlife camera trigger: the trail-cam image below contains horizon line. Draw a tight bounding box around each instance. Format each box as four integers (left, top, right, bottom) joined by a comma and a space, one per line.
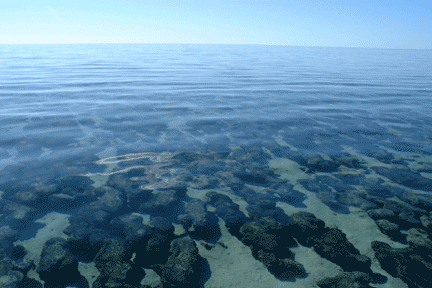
0, 43, 430, 50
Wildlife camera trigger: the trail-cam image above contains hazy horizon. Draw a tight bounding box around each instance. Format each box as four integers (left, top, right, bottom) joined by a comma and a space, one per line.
1, 0, 431, 49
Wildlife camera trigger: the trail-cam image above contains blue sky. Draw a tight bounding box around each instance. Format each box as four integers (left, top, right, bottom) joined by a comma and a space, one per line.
0, 0, 431, 49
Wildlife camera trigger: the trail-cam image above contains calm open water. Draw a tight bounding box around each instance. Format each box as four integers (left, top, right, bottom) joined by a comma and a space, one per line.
1, 44, 432, 288
1, 44, 431, 184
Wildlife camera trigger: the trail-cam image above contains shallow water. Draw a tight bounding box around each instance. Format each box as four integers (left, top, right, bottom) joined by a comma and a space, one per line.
1, 44, 432, 288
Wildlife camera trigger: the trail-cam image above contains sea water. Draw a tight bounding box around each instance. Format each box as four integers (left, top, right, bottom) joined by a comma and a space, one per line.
1, 44, 432, 288
1, 44, 431, 181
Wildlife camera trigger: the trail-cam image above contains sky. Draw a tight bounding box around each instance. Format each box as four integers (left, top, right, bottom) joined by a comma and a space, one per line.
0, 0, 431, 49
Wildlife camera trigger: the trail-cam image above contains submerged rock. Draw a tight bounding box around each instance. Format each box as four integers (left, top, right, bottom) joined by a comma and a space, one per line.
372, 236, 432, 288
316, 271, 374, 288
37, 237, 81, 287
93, 238, 145, 288
150, 236, 207, 287
371, 166, 432, 191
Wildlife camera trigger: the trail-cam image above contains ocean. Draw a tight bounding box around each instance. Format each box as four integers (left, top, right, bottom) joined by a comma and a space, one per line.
1, 44, 432, 288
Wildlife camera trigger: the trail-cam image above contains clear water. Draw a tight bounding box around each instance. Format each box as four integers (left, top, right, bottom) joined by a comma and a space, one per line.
1, 44, 432, 287
1, 44, 431, 182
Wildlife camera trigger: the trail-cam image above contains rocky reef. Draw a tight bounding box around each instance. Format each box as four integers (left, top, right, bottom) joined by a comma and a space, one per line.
1, 146, 432, 287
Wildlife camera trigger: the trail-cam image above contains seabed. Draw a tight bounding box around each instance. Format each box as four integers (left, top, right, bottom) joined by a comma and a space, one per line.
1, 142, 432, 288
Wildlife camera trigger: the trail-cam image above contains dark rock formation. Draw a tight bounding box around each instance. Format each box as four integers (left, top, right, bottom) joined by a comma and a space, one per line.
367, 208, 395, 221
227, 147, 272, 166
139, 189, 178, 216
36, 237, 83, 287
371, 166, 432, 191
316, 271, 374, 288
178, 198, 220, 243
288, 211, 327, 247
312, 228, 372, 273
63, 223, 110, 263
93, 238, 145, 288
0, 225, 38, 288
2, 148, 432, 287
205, 191, 249, 233
239, 216, 305, 280
288, 212, 383, 281
372, 228, 432, 288
375, 219, 405, 242
150, 236, 208, 287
